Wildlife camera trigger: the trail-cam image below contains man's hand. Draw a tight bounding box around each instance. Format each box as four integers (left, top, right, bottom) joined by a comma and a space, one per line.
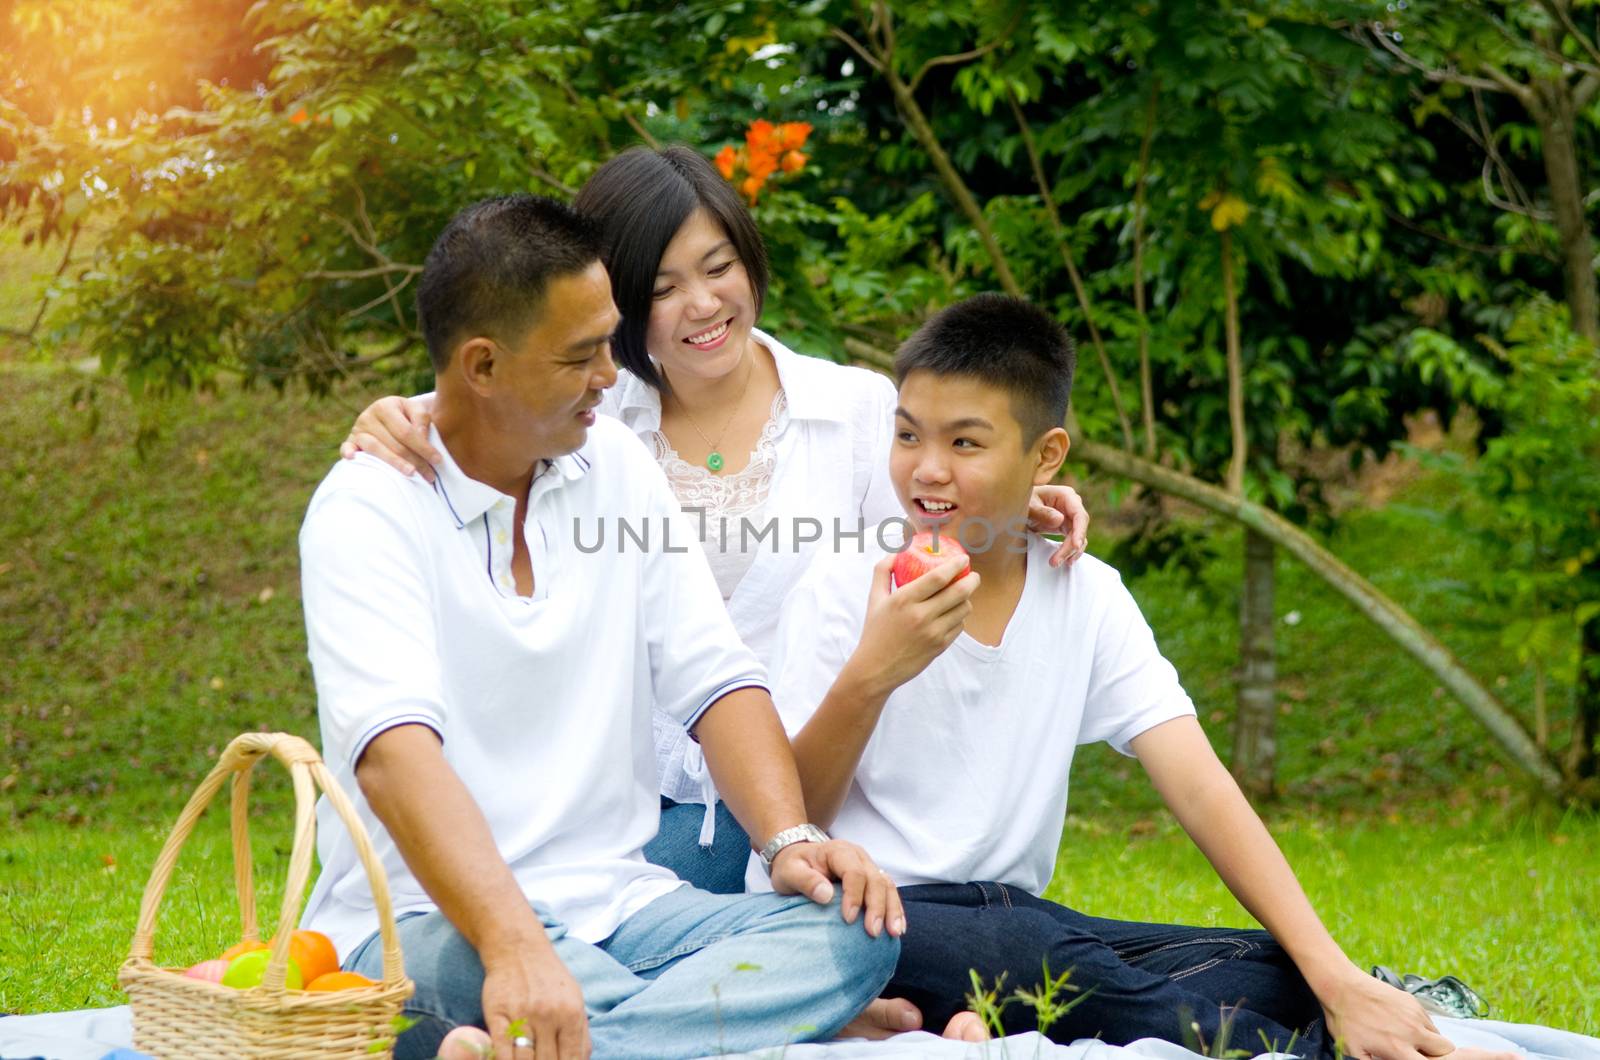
1319, 970, 1458, 1060
1027, 483, 1090, 568
849, 554, 977, 696
480, 941, 592, 1060
340, 394, 441, 481
768, 837, 907, 939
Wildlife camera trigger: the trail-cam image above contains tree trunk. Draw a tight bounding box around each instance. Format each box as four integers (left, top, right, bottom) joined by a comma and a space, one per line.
1220, 228, 1247, 495
1134, 80, 1159, 458
1233, 529, 1278, 798
1532, 78, 1599, 344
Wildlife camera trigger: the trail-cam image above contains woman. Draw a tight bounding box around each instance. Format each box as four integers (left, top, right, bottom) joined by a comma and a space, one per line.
340, 144, 1090, 894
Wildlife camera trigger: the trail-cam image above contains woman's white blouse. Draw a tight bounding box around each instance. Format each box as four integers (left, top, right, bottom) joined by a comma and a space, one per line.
648, 389, 788, 602
600, 329, 901, 827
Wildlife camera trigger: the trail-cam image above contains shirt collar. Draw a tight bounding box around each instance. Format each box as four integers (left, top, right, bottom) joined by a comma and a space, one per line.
429, 425, 591, 530
609, 328, 852, 431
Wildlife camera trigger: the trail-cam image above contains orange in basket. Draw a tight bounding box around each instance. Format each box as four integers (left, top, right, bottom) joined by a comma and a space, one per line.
118, 732, 415, 1058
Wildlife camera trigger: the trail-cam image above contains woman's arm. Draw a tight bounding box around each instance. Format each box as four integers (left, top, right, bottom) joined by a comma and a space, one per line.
341, 393, 442, 480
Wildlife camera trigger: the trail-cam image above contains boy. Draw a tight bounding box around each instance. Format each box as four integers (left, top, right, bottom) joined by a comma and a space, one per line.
297, 195, 901, 1060
762, 294, 1497, 1060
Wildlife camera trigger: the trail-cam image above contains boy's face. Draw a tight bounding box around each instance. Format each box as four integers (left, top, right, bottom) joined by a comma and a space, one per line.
891, 370, 1062, 556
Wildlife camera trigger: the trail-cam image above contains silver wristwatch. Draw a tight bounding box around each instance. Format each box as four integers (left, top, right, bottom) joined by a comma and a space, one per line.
758, 823, 830, 873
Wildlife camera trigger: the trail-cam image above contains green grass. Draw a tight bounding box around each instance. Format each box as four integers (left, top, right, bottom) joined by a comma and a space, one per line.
1042, 809, 1600, 1033
2, 362, 1596, 1032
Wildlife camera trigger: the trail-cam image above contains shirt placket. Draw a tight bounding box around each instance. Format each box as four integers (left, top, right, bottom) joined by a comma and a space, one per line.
485, 496, 520, 597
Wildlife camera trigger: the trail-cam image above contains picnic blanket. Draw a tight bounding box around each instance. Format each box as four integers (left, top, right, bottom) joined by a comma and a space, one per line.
2, 1007, 1597, 1060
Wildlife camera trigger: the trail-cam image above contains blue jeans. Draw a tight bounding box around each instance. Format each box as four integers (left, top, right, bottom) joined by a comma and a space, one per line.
892, 882, 1335, 1058
643, 797, 752, 894
346, 885, 898, 1060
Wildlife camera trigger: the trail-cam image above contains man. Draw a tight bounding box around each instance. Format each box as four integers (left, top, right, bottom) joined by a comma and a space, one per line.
298, 195, 900, 1060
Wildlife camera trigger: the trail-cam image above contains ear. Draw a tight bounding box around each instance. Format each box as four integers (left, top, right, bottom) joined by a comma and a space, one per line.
453, 337, 500, 397
1032, 426, 1070, 485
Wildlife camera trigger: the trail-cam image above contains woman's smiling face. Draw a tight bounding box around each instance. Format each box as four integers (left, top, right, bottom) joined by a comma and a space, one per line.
645, 208, 757, 385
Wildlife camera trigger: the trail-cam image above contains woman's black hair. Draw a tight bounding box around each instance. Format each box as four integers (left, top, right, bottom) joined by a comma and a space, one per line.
573, 144, 770, 392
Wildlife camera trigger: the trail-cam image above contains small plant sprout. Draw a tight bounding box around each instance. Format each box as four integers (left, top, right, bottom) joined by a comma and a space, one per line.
966, 968, 1015, 1041
1010, 960, 1088, 1037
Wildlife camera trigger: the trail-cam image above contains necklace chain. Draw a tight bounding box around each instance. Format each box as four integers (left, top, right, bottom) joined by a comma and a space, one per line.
674, 353, 754, 472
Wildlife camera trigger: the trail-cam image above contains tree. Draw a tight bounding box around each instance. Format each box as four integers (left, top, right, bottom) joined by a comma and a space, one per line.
1, 0, 1586, 800
1348, 0, 1600, 779
822, 0, 1572, 799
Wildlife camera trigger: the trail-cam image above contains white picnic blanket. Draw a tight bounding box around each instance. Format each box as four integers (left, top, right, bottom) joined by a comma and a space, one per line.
1, 1007, 1596, 1060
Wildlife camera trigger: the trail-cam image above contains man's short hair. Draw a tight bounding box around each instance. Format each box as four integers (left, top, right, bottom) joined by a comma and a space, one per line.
573, 144, 770, 392
893, 294, 1077, 445
416, 195, 605, 373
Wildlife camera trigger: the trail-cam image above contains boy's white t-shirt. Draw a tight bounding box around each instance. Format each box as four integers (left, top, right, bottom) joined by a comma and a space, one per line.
754, 536, 1196, 894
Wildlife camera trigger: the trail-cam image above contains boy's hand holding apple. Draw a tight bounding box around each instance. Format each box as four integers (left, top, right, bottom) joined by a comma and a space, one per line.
846, 546, 978, 698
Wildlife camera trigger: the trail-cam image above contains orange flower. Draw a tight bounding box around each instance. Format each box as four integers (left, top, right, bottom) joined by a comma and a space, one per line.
288, 107, 309, 125
746, 119, 778, 155
777, 122, 812, 151
714, 144, 738, 180
740, 174, 765, 204
746, 149, 779, 181
781, 150, 806, 174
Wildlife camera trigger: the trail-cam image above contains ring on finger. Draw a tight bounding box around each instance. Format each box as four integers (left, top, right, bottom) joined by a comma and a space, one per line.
513, 1034, 534, 1049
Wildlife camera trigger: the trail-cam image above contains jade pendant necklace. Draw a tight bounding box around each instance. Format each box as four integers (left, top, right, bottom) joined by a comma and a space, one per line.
676, 354, 754, 473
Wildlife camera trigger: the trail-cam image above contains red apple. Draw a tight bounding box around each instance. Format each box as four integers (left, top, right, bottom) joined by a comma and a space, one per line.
892, 532, 971, 588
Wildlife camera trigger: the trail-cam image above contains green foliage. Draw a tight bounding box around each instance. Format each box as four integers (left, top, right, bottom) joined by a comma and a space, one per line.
1406, 299, 1600, 699
6, 0, 1599, 785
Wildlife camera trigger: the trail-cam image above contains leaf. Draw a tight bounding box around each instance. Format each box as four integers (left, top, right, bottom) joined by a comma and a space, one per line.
1209, 195, 1249, 231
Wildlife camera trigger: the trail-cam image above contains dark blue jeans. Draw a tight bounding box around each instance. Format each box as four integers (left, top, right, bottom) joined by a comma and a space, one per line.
643, 797, 752, 894
893, 883, 1337, 1058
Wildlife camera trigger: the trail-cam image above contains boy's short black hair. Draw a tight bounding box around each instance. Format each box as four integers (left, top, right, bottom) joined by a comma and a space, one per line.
893, 294, 1077, 445
416, 195, 604, 373
573, 144, 770, 392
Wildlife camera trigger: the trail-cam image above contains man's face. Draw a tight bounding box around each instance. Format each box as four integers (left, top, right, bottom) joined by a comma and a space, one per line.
890, 370, 1040, 556
495, 260, 621, 457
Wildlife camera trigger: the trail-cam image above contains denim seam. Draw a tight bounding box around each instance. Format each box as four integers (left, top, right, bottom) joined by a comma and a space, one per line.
1169, 957, 1226, 981
996, 883, 1015, 910
620, 931, 734, 974
1115, 934, 1256, 964
974, 882, 993, 910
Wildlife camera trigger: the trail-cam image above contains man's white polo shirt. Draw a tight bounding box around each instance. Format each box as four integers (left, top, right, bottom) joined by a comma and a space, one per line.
297, 416, 767, 959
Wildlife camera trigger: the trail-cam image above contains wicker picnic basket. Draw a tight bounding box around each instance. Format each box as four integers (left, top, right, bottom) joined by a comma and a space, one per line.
118, 731, 414, 1058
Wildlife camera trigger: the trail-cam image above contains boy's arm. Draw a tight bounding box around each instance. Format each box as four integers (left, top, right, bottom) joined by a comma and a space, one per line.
790, 553, 976, 827
694, 687, 904, 938
1133, 717, 1456, 1060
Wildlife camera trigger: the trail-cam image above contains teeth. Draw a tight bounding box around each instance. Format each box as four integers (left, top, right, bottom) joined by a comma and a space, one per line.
922, 500, 954, 512
686, 320, 729, 345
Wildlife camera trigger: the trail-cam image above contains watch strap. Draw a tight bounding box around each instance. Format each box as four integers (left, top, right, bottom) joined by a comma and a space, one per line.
758, 823, 830, 871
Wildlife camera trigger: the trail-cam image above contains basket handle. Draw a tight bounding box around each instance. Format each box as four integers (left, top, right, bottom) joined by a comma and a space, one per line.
126, 732, 407, 992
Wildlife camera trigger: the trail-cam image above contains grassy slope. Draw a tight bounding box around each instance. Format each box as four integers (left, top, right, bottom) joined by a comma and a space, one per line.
1, 364, 1595, 1030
